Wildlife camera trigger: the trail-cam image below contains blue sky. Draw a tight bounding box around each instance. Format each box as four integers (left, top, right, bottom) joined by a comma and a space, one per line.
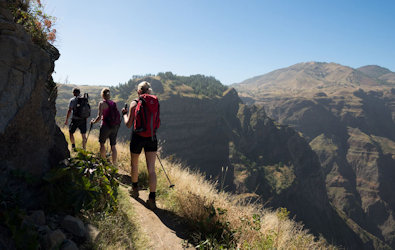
45, 0, 395, 86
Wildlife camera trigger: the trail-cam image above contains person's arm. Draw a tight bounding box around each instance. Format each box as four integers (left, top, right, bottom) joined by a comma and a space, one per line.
65, 98, 74, 125
122, 100, 137, 128
65, 108, 72, 125
91, 102, 103, 124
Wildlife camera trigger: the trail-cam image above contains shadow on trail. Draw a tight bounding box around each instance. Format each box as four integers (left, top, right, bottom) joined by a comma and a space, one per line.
115, 172, 133, 186
115, 172, 195, 246
154, 207, 193, 241
136, 196, 193, 242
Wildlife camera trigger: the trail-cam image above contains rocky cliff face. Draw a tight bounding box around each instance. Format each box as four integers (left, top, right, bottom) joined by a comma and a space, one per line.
157, 88, 240, 190
264, 90, 395, 249
0, 0, 69, 204
230, 104, 364, 249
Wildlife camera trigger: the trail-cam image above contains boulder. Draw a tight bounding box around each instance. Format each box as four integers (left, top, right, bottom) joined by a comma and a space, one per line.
44, 229, 66, 250
85, 223, 100, 243
61, 215, 86, 238
60, 239, 78, 250
25, 210, 46, 226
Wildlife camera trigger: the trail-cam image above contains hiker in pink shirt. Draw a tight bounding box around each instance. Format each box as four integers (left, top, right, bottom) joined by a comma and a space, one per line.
91, 88, 121, 164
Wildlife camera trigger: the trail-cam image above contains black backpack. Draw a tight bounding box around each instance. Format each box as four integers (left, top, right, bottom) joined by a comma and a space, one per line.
74, 93, 91, 119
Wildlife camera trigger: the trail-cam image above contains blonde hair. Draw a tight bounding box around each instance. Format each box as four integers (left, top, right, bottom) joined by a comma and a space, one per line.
137, 81, 152, 94
101, 88, 110, 100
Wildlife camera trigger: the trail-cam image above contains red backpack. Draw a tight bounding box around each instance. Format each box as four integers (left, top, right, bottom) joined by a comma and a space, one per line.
133, 94, 160, 138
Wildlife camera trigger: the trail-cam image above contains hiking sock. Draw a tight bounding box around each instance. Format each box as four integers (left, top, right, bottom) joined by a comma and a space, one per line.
72, 144, 75, 149
132, 182, 138, 190
149, 192, 156, 200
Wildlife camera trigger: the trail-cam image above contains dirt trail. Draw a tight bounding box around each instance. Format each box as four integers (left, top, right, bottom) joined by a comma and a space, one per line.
119, 183, 193, 249
123, 188, 189, 249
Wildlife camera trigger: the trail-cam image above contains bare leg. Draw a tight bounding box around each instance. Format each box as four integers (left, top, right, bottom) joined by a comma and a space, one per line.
69, 132, 75, 145
111, 145, 117, 164
131, 153, 139, 183
145, 151, 157, 192
100, 143, 106, 159
82, 133, 87, 149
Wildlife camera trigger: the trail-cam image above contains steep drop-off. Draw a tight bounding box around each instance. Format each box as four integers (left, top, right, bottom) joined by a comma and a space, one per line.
233, 62, 395, 249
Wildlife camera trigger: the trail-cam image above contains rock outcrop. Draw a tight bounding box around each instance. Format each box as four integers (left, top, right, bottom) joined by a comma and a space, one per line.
0, 0, 69, 197
158, 89, 239, 190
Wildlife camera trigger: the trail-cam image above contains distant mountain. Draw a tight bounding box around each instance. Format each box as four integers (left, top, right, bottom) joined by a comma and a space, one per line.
236, 62, 390, 93
357, 65, 392, 78
233, 62, 395, 249
358, 65, 395, 85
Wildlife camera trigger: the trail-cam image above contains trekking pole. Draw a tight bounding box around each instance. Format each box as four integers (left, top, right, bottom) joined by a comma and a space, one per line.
86, 122, 93, 142
156, 154, 174, 188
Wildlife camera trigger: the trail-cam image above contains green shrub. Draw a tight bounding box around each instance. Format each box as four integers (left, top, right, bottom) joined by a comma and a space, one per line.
43, 149, 119, 213
7, 0, 56, 47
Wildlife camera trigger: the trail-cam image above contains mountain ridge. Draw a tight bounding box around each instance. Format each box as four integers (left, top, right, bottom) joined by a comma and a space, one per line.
234, 62, 395, 96
233, 61, 395, 249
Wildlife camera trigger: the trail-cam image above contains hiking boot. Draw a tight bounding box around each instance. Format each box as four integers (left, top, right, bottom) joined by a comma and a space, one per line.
146, 198, 157, 210
129, 187, 139, 199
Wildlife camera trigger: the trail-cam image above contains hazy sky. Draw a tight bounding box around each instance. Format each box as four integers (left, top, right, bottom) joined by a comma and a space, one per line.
45, 0, 395, 86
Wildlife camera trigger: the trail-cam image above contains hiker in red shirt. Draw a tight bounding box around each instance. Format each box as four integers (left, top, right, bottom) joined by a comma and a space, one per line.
122, 81, 160, 210
91, 88, 121, 164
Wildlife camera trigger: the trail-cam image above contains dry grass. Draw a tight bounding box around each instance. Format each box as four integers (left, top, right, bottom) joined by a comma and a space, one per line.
60, 126, 336, 249
157, 160, 335, 249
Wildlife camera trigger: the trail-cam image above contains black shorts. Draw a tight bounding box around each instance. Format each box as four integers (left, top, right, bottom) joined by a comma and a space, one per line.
99, 124, 120, 145
130, 133, 158, 154
69, 118, 87, 134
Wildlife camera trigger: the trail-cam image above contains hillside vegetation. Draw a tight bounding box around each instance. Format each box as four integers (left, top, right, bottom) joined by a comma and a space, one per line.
110, 72, 228, 100
56, 73, 362, 248
63, 127, 335, 249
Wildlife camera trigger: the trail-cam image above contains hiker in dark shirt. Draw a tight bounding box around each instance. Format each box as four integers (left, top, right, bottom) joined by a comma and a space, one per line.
122, 81, 159, 210
91, 88, 120, 164
65, 88, 87, 149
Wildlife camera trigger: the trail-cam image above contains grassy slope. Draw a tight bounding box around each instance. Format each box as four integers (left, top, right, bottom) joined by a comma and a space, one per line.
62, 127, 336, 249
